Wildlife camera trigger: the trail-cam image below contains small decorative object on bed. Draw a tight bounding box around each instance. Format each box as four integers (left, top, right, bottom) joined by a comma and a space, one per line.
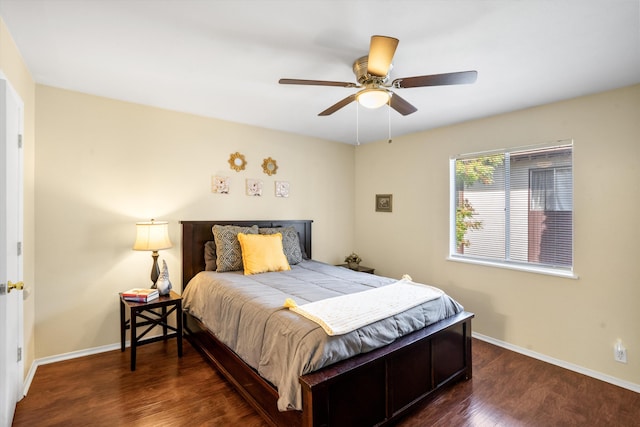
155, 260, 172, 295
259, 226, 303, 264
228, 152, 247, 172
344, 252, 362, 270
237, 233, 291, 275
246, 179, 263, 196
275, 180, 289, 198
376, 193, 393, 212
212, 224, 259, 272
262, 157, 278, 176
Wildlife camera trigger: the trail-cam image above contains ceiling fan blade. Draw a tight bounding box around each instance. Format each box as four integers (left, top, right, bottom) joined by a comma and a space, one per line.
279, 78, 357, 88
318, 94, 358, 116
389, 92, 418, 116
392, 70, 478, 88
367, 35, 399, 77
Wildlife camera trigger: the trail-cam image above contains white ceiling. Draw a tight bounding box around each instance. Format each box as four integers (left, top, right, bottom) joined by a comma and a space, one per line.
1, 0, 639, 144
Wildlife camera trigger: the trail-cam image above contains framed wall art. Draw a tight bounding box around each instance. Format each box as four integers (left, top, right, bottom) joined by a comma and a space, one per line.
375, 194, 392, 212
275, 180, 289, 198
246, 179, 263, 196
211, 176, 230, 194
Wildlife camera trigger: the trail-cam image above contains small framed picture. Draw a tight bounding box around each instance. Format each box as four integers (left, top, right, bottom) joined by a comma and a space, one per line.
211, 176, 230, 194
275, 180, 290, 198
246, 179, 263, 196
375, 194, 392, 212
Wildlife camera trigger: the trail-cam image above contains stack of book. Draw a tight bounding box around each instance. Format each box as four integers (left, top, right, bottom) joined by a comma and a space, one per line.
122, 288, 159, 302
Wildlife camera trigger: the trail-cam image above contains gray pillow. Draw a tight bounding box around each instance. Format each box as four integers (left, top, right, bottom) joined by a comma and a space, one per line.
204, 241, 216, 271
213, 225, 259, 272
258, 226, 303, 265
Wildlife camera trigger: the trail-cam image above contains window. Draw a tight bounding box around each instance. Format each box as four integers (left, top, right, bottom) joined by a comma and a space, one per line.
450, 141, 573, 275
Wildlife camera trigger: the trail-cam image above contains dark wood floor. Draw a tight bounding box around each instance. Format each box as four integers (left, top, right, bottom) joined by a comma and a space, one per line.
13, 338, 639, 426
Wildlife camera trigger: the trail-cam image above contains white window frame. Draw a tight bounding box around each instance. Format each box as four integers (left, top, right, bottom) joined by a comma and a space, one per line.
448, 141, 577, 279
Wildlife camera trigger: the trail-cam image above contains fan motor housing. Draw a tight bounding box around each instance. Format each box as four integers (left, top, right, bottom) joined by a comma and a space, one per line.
353, 56, 391, 86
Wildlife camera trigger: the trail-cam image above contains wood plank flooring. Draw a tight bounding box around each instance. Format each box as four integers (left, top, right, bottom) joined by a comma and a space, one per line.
13, 338, 639, 426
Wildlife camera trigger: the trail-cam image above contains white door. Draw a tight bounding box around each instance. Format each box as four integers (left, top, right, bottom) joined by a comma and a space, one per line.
0, 77, 25, 427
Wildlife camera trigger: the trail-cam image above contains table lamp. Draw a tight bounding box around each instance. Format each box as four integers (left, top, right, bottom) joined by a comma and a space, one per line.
133, 219, 172, 287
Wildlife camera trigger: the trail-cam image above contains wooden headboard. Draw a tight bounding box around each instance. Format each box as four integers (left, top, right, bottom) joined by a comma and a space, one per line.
180, 220, 313, 289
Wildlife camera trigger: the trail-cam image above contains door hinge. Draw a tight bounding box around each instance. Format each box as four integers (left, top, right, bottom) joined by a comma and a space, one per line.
18, 134, 23, 148
17, 241, 22, 256
17, 347, 22, 362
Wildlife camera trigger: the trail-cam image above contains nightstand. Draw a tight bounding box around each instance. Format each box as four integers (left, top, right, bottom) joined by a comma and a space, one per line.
337, 264, 375, 274
119, 290, 183, 371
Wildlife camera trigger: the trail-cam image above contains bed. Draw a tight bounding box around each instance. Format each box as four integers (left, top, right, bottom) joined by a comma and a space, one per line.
181, 220, 473, 427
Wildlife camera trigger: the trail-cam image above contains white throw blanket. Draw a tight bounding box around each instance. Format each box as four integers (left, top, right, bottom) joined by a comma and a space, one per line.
285, 276, 444, 336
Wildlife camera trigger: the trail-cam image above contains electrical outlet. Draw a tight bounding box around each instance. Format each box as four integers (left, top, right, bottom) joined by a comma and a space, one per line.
614, 340, 627, 364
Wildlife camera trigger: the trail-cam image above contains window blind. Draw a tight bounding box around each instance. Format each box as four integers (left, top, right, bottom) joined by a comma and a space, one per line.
451, 141, 573, 272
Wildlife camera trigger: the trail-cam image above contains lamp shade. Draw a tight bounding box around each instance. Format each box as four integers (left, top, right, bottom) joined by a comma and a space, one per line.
357, 89, 390, 109
133, 220, 172, 251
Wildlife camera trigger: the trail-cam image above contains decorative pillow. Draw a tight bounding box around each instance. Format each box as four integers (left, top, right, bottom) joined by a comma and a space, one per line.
300, 239, 309, 260
258, 226, 303, 265
237, 232, 291, 275
204, 241, 217, 271
212, 225, 259, 272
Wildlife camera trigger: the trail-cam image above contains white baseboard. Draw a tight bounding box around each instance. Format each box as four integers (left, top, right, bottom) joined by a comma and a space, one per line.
473, 332, 640, 393
23, 341, 126, 396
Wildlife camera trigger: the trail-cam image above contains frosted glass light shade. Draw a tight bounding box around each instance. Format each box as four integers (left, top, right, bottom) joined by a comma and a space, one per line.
133, 220, 172, 251
357, 89, 390, 109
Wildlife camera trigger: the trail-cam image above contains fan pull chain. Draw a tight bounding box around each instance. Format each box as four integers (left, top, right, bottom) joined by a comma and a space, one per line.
388, 98, 392, 143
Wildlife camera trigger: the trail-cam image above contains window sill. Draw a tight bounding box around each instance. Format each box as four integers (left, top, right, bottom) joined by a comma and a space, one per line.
447, 256, 578, 279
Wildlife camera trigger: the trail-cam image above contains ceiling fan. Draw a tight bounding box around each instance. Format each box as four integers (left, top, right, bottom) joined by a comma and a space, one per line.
279, 35, 477, 116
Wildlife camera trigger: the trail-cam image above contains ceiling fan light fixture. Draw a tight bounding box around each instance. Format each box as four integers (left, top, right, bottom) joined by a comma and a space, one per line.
357, 89, 390, 109
279, 35, 476, 117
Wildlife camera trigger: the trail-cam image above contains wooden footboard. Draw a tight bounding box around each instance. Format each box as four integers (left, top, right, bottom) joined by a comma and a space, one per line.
299, 311, 473, 426
185, 310, 473, 427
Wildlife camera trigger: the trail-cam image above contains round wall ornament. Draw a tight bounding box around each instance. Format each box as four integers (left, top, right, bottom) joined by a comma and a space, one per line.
262, 157, 278, 176
228, 152, 247, 172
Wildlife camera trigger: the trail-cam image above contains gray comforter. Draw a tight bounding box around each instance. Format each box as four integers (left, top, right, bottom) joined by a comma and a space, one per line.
181, 260, 463, 411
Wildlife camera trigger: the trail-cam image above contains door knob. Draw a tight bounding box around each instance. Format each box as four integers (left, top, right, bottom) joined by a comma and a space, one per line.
7, 280, 24, 293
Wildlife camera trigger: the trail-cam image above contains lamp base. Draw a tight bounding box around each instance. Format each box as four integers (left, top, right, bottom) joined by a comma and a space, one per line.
150, 251, 160, 288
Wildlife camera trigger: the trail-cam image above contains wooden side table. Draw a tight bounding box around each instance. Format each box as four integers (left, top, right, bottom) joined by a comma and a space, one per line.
119, 290, 183, 371
336, 264, 375, 274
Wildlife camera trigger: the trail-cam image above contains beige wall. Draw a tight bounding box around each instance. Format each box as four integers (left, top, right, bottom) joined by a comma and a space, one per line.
0, 17, 36, 378
354, 84, 640, 386
34, 85, 355, 357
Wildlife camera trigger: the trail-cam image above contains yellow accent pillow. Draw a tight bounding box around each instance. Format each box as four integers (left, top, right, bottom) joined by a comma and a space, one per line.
237, 232, 291, 275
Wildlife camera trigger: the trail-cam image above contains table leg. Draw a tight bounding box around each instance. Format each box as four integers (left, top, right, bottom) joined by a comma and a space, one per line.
131, 307, 137, 371
120, 298, 125, 352
162, 306, 168, 338
177, 301, 183, 357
